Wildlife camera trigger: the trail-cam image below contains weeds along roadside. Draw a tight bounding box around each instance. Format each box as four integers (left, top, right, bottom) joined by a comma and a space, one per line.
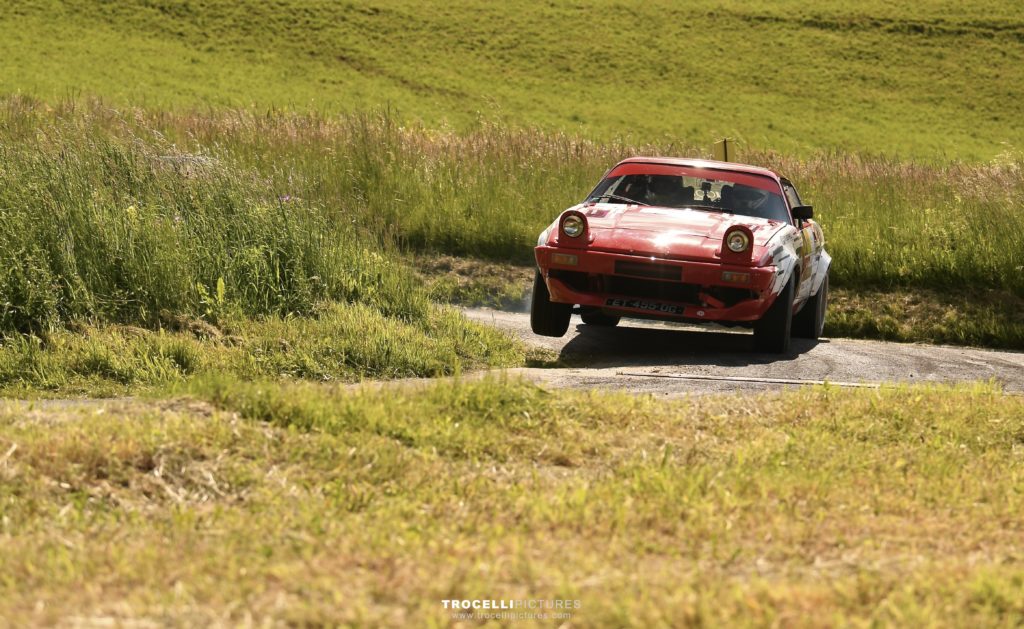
0, 304, 532, 396
0, 99, 434, 331
10, 97, 1023, 298
159, 100, 1024, 295
2, 97, 1023, 367
7, 97, 1024, 298
0, 98, 528, 385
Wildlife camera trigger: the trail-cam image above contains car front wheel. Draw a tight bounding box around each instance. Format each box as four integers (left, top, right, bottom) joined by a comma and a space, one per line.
530, 271, 572, 337
753, 278, 794, 354
792, 272, 828, 339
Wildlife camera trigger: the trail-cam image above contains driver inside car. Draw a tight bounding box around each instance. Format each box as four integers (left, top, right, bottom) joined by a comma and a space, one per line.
723, 184, 788, 221
643, 175, 689, 206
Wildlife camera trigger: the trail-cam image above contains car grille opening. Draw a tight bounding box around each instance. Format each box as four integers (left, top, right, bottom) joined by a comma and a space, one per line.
603, 275, 700, 303
704, 285, 759, 307
549, 269, 589, 292
549, 267, 758, 308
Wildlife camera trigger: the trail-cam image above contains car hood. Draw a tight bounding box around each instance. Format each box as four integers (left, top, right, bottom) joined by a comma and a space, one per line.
566, 203, 785, 259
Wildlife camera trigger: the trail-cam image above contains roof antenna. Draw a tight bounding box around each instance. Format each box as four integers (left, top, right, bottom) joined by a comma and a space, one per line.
713, 138, 731, 162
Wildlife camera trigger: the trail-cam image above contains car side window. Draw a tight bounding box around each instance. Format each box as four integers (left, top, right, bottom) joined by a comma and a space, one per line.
781, 182, 802, 209
780, 181, 803, 225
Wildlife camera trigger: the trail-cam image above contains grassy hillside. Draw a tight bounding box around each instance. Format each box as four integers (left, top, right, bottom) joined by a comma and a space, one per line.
2, 379, 1023, 625
3, 0, 1024, 159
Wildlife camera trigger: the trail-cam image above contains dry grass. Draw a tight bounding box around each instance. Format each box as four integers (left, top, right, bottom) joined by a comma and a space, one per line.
1, 378, 1022, 626
417, 255, 534, 312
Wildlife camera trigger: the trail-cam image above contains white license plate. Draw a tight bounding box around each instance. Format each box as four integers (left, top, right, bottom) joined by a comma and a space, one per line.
605, 298, 684, 315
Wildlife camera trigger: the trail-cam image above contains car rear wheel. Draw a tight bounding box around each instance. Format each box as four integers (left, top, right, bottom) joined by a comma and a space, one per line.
580, 309, 620, 327
792, 272, 828, 339
753, 279, 794, 354
530, 271, 572, 337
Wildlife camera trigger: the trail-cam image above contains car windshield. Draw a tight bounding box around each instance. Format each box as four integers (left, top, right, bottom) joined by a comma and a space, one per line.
588, 173, 790, 222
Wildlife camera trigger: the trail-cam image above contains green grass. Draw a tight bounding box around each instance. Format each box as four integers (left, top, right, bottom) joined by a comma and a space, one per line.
827, 287, 1024, 349
1, 378, 1022, 624
0, 100, 430, 333
2, 1, 1024, 159
3, 5, 1022, 626
160, 107, 1024, 296
0, 303, 531, 397
2, 3, 1022, 351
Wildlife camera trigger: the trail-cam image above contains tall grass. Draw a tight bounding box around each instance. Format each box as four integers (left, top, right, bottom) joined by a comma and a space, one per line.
787, 152, 1024, 292
0, 98, 429, 334
165, 101, 1024, 293
2, 97, 1022, 338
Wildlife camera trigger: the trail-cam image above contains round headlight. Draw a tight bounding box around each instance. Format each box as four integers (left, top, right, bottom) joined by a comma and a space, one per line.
726, 230, 750, 253
562, 215, 585, 238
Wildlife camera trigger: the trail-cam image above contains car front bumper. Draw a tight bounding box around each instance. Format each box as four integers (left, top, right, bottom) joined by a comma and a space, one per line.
535, 245, 782, 323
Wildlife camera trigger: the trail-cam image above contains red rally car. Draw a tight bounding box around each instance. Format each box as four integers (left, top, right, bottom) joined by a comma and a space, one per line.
532, 157, 830, 353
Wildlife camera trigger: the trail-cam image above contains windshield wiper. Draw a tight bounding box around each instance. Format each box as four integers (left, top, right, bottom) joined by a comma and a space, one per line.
588, 193, 650, 206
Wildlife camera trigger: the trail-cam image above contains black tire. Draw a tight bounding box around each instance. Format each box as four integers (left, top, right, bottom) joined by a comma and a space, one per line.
792, 272, 828, 339
530, 271, 572, 337
580, 310, 620, 327
753, 278, 794, 353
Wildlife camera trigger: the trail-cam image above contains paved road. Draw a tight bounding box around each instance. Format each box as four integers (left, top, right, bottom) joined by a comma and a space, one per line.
465, 308, 1024, 396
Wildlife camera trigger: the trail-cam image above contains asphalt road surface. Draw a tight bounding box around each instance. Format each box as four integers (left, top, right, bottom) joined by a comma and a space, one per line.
464, 308, 1024, 396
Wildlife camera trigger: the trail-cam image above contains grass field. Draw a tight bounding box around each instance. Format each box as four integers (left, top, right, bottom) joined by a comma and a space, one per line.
2, 379, 1022, 625
2, 0, 1024, 159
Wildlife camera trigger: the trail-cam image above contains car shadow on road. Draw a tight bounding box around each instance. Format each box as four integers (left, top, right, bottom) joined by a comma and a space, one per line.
558, 321, 823, 368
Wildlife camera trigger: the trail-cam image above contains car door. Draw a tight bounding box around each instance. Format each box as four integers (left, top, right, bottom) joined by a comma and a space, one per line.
781, 180, 817, 304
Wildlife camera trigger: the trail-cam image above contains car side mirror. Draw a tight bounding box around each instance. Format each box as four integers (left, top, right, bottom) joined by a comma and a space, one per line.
792, 205, 813, 221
